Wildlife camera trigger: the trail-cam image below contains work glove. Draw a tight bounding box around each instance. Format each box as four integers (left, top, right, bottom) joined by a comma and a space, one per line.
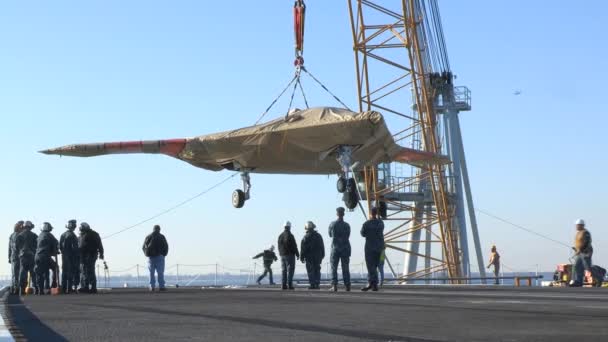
99, 254, 104, 260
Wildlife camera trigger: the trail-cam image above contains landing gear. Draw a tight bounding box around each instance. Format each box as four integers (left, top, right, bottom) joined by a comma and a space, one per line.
232, 190, 245, 208
337, 176, 347, 193
336, 146, 360, 210
232, 171, 251, 208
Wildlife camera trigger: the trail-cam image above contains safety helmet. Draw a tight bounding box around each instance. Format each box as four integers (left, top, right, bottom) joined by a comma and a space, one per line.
24, 221, 34, 229
79, 222, 91, 231
269, 245, 275, 251
284, 221, 292, 228
305, 221, 316, 230
575, 219, 585, 226
14, 221, 24, 230
66, 219, 77, 230
42, 222, 53, 232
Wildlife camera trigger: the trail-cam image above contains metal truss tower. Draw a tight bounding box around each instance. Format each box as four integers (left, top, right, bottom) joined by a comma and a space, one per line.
347, 0, 485, 283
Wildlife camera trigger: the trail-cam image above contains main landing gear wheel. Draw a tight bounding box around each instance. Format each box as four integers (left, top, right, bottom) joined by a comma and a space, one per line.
342, 177, 359, 210
337, 176, 347, 193
232, 189, 245, 208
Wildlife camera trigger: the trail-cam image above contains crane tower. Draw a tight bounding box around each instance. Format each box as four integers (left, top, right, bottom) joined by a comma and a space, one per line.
348, 0, 485, 282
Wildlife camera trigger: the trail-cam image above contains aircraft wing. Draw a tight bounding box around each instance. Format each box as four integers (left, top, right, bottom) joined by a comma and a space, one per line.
392, 146, 450, 167
40, 107, 449, 174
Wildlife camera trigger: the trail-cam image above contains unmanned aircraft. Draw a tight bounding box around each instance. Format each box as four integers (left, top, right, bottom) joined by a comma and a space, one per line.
41, 107, 447, 209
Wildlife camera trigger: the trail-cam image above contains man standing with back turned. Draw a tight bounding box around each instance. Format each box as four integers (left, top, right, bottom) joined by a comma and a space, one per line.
361, 207, 384, 292
9, 221, 24, 294
329, 207, 351, 292
278, 221, 299, 290
301, 221, 325, 290
143, 225, 169, 292
60, 220, 80, 293
78, 222, 104, 294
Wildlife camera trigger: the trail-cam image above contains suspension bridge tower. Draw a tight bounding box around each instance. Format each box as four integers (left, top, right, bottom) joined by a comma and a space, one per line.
348, 0, 486, 283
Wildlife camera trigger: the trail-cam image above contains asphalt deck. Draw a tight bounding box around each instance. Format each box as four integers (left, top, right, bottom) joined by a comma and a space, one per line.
3, 285, 608, 342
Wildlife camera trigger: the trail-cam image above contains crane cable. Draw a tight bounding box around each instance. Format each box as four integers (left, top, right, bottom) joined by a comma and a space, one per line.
102, 173, 238, 240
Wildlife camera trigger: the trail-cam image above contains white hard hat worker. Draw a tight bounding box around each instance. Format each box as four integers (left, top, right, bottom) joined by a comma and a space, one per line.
304, 221, 316, 230
575, 219, 585, 227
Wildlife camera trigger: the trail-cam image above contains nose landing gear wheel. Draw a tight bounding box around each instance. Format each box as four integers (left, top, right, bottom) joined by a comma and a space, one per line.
232, 189, 245, 208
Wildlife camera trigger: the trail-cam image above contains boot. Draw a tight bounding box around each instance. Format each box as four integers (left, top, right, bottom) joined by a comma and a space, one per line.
361, 283, 372, 292
345, 284, 351, 292
329, 284, 338, 292
282, 285, 288, 290
372, 284, 379, 292
78, 287, 89, 294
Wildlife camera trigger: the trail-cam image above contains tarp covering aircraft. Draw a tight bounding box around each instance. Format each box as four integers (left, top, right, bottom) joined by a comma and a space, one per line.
41, 107, 447, 208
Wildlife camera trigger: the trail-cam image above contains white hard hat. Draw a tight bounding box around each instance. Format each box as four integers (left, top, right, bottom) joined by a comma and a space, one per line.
575, 219, 585, 226
305, 221, 316, 230
284, 221, 292, 228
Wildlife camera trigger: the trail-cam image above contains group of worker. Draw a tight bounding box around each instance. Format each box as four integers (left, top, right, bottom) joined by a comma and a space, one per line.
8, 220, 104, 295
253, 206, 385, 291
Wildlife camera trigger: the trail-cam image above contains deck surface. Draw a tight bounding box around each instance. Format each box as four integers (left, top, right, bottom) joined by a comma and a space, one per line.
4, 285, 608, 341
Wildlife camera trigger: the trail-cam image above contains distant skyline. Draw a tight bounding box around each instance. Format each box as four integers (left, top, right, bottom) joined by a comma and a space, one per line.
1, 1, 606, 276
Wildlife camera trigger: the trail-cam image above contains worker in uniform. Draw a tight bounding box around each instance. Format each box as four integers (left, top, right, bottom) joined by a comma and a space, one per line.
34, 222, 59, 295
9, 221, 24, 294
78, 222, 104, 293
17, 221, 38, 295
360, 207, 384, 292
277, 221, 299, 290
328, 207, 351, 292
60, 219, 80, 293
253, 245, 278, 285
300, 221, 325, 290
142, 225, 169, 291
570, 219, 593, 287
486, 245, 500, 285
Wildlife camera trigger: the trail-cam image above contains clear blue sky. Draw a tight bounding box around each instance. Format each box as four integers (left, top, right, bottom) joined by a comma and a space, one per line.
1, 1, 606, 276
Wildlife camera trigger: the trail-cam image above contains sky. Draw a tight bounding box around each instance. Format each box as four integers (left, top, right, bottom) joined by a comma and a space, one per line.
0, 1, 606, 277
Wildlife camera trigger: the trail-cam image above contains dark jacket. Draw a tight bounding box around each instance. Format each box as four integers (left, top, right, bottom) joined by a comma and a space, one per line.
142, 232, 169, 257
301, 230, 325, 262
9, 232, 20, 262
329, 219, 351, 257
253, 250, 278, 265
79, 229, 104, 258
361, 218, 384, 253
278, 230, 300, 257
575, 229, 593, 255
60, 230, 80, 259
16, 230, 38, 258
35, 231, 59, 258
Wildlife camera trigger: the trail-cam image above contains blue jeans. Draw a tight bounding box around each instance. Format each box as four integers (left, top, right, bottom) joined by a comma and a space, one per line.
148, 255, 166, 289
378, 261, 384, 284
573, 253, 592, 283
281, 255, 296, 288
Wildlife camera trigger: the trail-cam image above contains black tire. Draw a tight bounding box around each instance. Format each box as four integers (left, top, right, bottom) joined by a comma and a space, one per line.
346, 178, 356, 193
344, 190, 359, 210
232, 189, 245, 208
336, 176, 347, 193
